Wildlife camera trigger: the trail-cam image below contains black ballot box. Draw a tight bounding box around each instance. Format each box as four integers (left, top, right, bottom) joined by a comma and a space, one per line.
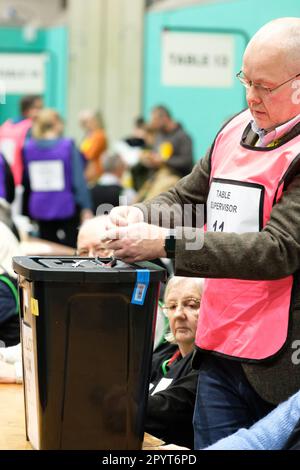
13, 256, 166, 450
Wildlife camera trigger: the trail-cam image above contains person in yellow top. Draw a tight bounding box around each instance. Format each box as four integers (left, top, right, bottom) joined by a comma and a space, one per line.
79, 110, 108, 184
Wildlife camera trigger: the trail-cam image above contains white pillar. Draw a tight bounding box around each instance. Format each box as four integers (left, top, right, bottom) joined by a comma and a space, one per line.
67, 0, 144, 145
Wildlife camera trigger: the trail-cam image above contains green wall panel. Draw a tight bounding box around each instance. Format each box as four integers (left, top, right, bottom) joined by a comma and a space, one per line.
0, 26, 68, 124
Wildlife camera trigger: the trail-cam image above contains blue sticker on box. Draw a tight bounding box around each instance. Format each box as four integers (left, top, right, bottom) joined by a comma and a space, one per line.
131, 270, 150, 305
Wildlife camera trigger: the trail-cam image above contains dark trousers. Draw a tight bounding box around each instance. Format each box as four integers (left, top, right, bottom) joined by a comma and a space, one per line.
193, 354, 275, 449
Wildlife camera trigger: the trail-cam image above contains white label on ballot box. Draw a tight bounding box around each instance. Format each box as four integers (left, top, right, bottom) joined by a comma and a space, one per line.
28, 160, 65, 192
22, 321, 40, 450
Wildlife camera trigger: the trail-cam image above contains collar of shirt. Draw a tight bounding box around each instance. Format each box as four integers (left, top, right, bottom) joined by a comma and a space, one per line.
98, 173, 121, 186
251, 112, 300, 147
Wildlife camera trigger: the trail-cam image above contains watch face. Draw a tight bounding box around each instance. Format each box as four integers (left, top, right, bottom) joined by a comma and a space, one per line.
165, 234, 176, 256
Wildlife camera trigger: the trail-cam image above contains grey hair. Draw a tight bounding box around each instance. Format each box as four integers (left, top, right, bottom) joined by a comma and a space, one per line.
102, 152, 124, 173
79, 109, 104, 128
78, 214, 108, 238
163, 276, 204, 344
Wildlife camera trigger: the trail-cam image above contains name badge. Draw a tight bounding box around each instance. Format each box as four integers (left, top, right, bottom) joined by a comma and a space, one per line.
207, 178, 264, 233
29, 160, 65, 192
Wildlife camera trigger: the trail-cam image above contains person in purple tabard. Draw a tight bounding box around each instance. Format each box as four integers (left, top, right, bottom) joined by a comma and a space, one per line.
22, 109, 93, 247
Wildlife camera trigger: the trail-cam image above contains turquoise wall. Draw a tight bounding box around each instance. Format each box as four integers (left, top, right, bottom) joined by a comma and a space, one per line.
0, 26, 68, 123
143, 0, 300, 160
45, 27, 68, 117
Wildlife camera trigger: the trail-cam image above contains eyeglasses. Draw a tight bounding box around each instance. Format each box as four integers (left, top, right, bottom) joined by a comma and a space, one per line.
162, 298, 201, 316
236, 70, 300, 96
76, 245, 113, 258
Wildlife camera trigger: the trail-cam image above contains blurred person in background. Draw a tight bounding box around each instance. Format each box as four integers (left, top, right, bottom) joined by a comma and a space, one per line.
77, 215, 113, 258
0, 95, 43, 186
124, 116, 146, 149
79, 109, 107, 184
132, 107, 193, 201
134, 123, 181, 202
114, 116, 148, 189
22, 108, 93, 248
91, 152, 136, 214
146, 105, 193, 178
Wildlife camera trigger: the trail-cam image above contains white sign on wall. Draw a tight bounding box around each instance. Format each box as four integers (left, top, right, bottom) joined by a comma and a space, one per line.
0, 53, 47, 94
162, 31, 234, 88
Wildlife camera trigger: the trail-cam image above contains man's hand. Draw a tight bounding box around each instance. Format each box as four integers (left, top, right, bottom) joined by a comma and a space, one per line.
102, 222, 168, 263
109, 206, 144, 227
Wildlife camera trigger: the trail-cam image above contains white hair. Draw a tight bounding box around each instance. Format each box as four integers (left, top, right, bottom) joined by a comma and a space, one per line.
164, 276, 204, 303
77, 215, 109, 243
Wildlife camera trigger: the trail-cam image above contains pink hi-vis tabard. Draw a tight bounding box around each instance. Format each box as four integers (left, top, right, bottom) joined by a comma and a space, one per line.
0, 119, 32, 185
196, 109, 300, 361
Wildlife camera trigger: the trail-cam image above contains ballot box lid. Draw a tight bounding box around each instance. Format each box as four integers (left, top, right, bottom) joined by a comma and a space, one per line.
13, 256, 166, 283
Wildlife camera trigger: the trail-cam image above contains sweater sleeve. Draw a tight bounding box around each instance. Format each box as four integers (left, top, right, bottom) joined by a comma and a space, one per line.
71, 143, 92, 210
205, 390, 300, 450
174, 170, 300, 280
136, 140, 300, 281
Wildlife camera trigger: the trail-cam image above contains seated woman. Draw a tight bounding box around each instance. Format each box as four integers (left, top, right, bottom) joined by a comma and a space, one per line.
145, 276, 204, 448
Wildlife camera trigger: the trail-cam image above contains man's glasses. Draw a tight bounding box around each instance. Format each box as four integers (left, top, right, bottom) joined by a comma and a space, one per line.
236, 70, 300, 96
162, 298, 201, 316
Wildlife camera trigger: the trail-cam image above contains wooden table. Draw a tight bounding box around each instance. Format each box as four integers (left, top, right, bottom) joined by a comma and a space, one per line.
20, 237, 75, 256
0, 384, 162, 450
0, 384, 31, 450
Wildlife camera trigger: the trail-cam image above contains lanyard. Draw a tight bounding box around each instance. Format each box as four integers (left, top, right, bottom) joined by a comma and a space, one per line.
161, 349, 181, 376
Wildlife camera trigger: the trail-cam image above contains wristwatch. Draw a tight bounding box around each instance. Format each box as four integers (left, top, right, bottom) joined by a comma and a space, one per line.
164, 229, 176, 258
